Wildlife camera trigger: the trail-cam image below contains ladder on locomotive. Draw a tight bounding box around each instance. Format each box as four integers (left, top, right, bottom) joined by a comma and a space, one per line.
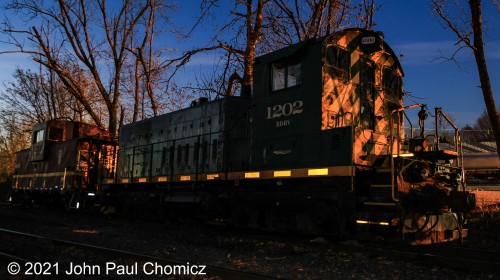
355, 154, 397, 227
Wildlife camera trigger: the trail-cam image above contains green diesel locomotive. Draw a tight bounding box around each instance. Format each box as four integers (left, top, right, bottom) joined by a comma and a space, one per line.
11, 29, 475, 244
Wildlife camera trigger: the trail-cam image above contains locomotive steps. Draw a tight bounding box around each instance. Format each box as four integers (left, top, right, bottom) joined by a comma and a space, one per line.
355, 159, 398, 229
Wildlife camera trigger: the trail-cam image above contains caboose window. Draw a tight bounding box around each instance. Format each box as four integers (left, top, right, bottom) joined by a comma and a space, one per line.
33, 129, 45, 143
48, 127, 64, 141
325, 46, 350, 80
271, 57, 301, 91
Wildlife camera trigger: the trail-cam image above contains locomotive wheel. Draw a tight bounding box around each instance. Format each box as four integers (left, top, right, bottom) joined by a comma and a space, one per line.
307, 202, 341, 235
231, 201, 263, 229
264, 208, 281, 231
231, 202, 251, 228
20, 194, 34, 208
119, 199, 134, 218
156, 201, 168, 223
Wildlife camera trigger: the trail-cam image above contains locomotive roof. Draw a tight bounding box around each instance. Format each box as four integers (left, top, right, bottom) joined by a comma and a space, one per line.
255, 28, 404, 76
32, 118, 113, 140
255, 37, 317, 64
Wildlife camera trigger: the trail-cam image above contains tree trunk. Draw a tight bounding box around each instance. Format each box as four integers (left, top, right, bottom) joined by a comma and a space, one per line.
469, 0, 500, 159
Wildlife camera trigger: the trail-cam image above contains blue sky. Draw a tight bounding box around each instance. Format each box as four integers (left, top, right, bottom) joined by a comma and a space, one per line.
0, 1, 498, 128
374, 1, 500, 128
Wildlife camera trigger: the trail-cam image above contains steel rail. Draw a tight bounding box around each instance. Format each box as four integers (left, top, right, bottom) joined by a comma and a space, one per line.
0, 227, 281, 280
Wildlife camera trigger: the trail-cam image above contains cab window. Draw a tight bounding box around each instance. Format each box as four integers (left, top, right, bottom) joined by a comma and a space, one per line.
325, 46, 350, 80
360, 58, 375, 129
382, 67, 402, 95
272, 57, 301, 91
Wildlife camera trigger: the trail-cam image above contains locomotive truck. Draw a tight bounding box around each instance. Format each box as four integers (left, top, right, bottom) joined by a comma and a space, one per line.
10, 28, 476, 244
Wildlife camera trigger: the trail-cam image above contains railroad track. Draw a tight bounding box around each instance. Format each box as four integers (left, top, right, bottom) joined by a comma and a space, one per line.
410, 243, 500, 273
1, 203, 499, 278
359, 241, 500, 275
0, 228, 280, 280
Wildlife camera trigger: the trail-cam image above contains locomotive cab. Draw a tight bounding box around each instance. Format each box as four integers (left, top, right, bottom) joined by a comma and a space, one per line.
251, 29, 404, 171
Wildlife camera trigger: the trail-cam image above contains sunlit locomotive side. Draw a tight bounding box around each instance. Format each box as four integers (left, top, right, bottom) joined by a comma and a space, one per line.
10, 119, 117, 209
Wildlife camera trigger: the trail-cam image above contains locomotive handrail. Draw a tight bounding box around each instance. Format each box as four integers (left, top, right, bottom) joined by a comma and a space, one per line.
347, 113, 355, 193
388, 105, 468, 198
434, 107, 466, 189
389, 103, 425, 157
389, 103, 425, 202
434, 107, 459, 152
404, 111, 414, 139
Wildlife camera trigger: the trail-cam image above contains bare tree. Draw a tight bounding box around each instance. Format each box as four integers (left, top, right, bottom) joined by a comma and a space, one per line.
0, 68, 85, 125
358, 0, 377, 29
0, 114, 31, 180
126, 0, 176, 121
1, 0, 174, 136
473, 109, 495, 141
181, 0, 377, 98
264, 0, 352, 47
474, 110, 493, 130
172, 0, 269, 98
431, 0, 500, 159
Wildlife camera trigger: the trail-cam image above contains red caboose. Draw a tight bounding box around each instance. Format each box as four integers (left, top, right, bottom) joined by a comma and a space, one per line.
10, 119, 118, 209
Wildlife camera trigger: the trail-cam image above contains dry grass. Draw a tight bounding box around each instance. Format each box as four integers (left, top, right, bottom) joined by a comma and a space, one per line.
466, 191, 500, 249
471, 190, 500, 208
